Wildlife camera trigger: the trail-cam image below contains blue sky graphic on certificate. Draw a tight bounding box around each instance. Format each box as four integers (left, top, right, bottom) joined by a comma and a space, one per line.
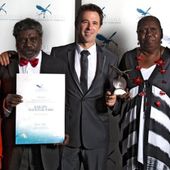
16, 129, 64, 144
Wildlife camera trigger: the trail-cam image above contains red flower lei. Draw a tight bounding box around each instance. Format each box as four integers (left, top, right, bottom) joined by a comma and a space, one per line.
133, 55, 166, 86
133, 53, 167, 104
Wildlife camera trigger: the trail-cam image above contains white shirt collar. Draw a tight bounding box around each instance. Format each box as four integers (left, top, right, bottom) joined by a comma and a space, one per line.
19, 51, 42, 74
77, 44, 97, 55
75, 44, 97, 89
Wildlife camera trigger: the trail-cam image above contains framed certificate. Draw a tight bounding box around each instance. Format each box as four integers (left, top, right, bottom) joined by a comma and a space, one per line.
16, 73, 65, 144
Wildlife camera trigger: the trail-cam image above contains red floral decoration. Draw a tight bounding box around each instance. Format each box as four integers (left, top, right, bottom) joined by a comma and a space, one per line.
133, 76, 143, 85
155, 101, 161, 107
136, 65, 141, 71
160, 91, 166, 96
154, 57, 166, 75
138, 91, 146, 96
160, 69, 166, 74
129, 54, 167, 109
155, 58, 165, 67
133, 59, 143, 85
132, 55, 166, 88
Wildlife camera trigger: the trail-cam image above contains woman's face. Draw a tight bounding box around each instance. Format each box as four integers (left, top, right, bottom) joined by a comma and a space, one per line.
137, 17, 162, 52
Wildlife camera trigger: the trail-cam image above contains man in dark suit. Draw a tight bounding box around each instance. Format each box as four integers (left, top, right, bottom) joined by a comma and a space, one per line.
50, 4, 118, 170
0, 18, 63, 170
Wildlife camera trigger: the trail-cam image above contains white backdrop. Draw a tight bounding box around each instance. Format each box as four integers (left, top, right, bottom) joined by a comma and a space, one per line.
0, 0, 75, 54
82, 0, 170, 57
79, 2, 170, 168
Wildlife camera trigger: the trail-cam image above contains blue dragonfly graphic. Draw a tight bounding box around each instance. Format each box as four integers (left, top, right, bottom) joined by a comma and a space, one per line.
101, 7, 106, 17
96, 32, 118, 46
36, 4, 52, 18
137, 7, 151, 16
0, 3, 7, 14
36, 84, 43, 88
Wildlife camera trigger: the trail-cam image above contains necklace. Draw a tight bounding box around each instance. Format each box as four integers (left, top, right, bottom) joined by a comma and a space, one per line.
133, 47, 167, 107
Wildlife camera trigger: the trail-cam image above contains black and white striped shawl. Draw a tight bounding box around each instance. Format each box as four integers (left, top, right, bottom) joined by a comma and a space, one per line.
119, 47, 170, 170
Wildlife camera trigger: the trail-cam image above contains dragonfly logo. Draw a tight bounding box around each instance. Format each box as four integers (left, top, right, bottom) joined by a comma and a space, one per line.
101, 7, 106, 17
96, 32, 118, 47
0, 3, 7, 14
137, 7, 151, 16
36, 84, 43, 88
36, 4, 52, 18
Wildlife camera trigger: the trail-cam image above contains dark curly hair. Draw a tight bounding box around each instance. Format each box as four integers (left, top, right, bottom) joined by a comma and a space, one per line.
13, 18, 43, 39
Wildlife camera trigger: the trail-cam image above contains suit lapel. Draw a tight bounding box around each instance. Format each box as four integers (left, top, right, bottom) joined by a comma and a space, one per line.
8, 56, 19, 76
40, 51, 46, 73
88, 45, 106, 91
67, 44, 106, 95
67, 46, 83, 93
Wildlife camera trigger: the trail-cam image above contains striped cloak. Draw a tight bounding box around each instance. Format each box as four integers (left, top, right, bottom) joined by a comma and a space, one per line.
119, 47, 170, 170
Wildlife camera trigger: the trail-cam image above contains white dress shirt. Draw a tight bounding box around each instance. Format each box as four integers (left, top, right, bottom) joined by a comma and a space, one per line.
3, 51, 42, 116
75, 44, 97, 89
19, 51, 42, 74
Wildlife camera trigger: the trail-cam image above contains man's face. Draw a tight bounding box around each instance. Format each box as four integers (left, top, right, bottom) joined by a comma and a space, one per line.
77, 10, 101, 47
16, 29, 42, 59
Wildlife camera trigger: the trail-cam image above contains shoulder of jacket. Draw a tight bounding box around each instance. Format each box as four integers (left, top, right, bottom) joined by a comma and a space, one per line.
121, 48, 137, 60
51, 42, 75, 50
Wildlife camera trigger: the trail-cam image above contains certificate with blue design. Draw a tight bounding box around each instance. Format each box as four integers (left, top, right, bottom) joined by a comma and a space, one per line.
16, 73, 65, 144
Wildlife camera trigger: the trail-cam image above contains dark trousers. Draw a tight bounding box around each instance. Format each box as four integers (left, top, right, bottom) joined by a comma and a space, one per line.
61, 146, 107, 170
9, 146, 44, 170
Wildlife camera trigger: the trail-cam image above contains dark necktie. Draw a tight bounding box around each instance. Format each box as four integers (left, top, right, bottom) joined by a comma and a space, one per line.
19, 57, 39, 67
80, 50, 90, 93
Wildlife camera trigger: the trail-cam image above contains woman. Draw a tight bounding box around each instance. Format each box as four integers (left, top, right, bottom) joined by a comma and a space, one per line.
0, 117, 2, 170
0, 80, 2, 170
119, 16, 170, 169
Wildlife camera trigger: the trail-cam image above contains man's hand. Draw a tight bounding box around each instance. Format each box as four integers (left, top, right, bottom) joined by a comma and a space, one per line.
0, 51, 17, 66
63, 134, 69, 145
54, 134, 69, 147
105, 91, 117, 107
5, 94, 23, 109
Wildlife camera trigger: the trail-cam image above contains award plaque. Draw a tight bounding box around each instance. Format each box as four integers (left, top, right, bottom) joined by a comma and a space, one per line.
110, 65, 129, 96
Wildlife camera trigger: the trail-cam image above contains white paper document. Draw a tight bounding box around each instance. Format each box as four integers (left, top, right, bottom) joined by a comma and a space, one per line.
16, 73, 65, 144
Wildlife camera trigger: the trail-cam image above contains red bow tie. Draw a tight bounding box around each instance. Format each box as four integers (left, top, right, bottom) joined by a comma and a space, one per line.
19, 57, 39, 67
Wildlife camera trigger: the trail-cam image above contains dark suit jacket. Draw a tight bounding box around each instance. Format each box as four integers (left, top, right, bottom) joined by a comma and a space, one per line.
0, 51, 60, 170
50, 43, 118, 149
